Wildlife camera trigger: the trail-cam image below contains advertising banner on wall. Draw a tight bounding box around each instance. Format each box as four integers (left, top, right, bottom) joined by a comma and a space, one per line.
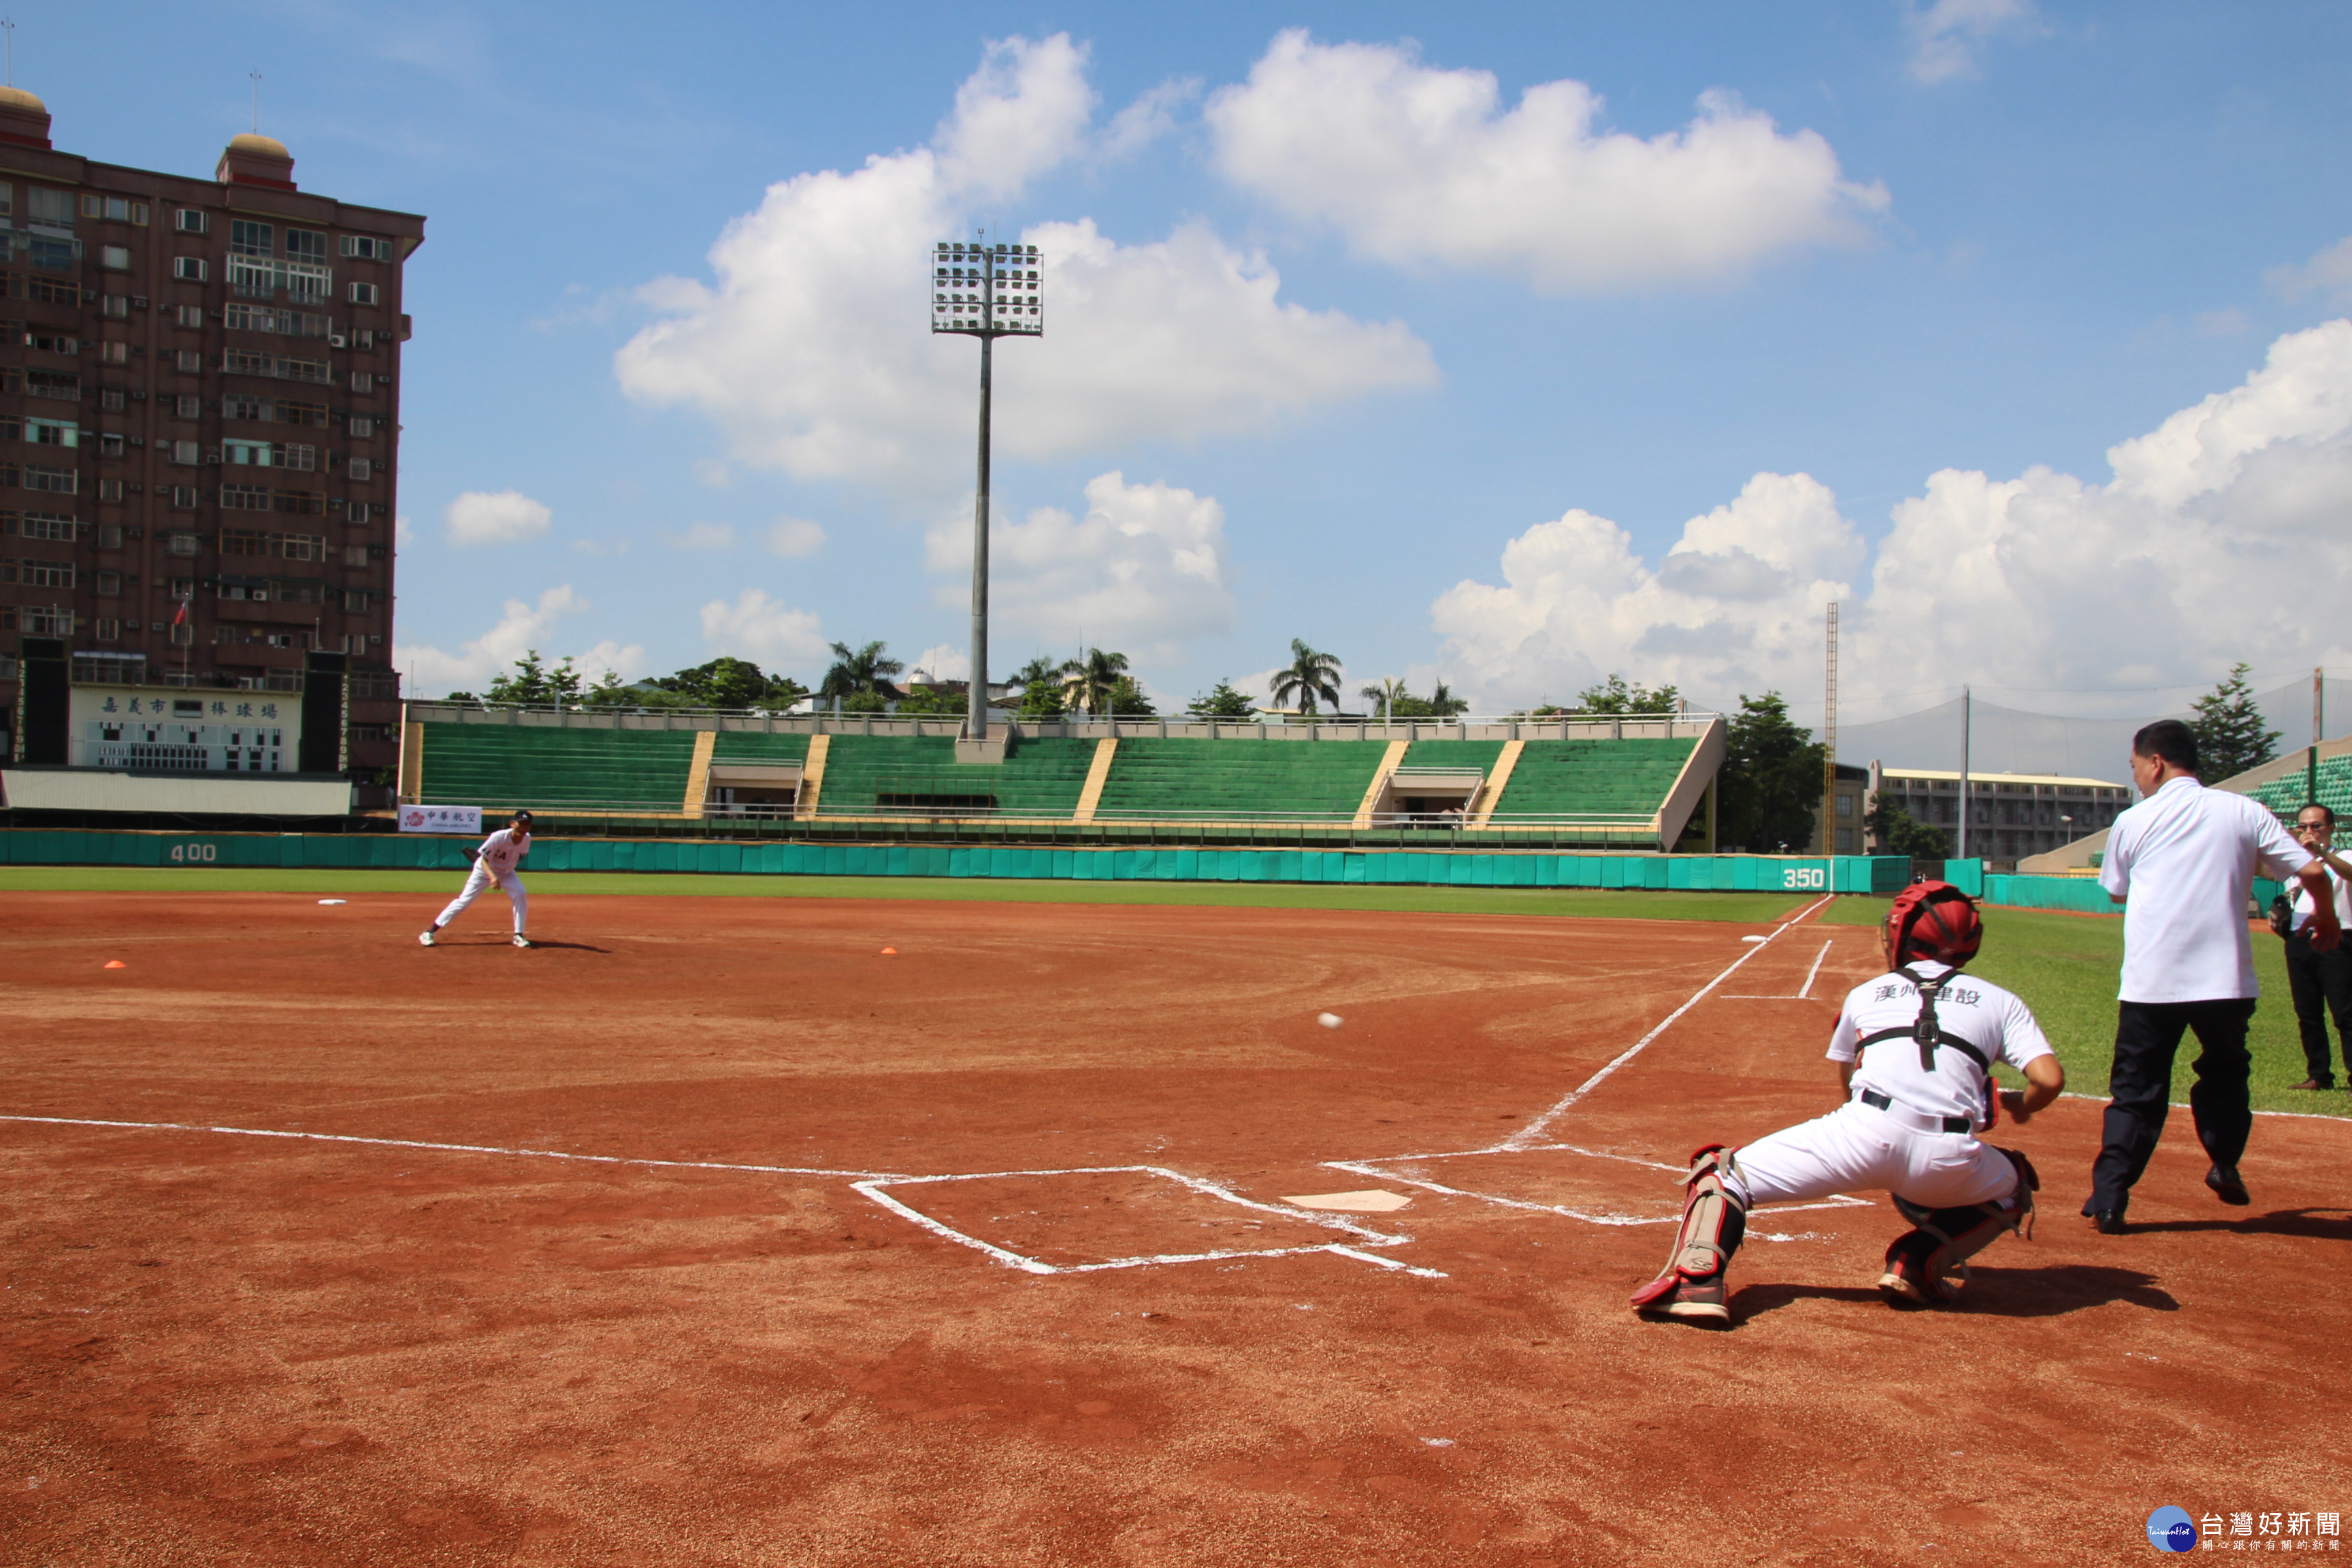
399, 805, 482, 835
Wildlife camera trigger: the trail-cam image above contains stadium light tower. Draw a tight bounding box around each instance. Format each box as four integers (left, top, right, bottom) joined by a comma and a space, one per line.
930, 237, 1044, 751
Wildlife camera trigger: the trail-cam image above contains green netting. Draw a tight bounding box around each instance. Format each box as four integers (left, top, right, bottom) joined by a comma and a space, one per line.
813, 735, 1097, 818
421, 723, 699, 811
1094, 738, 1388, 819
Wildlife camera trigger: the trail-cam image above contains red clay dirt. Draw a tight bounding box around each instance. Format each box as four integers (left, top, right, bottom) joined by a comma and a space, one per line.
1, 889, 2346, 1565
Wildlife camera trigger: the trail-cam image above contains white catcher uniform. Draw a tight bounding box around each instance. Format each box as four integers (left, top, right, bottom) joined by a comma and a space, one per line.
436, 826, 530, 936
1730, 960, 2055, 1212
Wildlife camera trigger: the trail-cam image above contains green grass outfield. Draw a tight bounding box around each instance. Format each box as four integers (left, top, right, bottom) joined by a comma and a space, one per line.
0, 865, 1818, 925
1821, 898, 2348, 1119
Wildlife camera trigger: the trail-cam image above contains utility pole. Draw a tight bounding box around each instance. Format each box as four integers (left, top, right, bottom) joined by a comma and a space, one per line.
928, 235, 1043, 755
1821, 601, 1839, 855
2311, 666, 2324, 805
1958, 685, 1972, 864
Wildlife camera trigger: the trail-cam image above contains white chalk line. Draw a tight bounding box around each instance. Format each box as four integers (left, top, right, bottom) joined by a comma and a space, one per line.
1322, 1155, 1871, 1229
0, 1114, 905, 1179
1498, 893, 1835, 1152
851, 1164, 1448, 1279
1797, 937, 1833, 999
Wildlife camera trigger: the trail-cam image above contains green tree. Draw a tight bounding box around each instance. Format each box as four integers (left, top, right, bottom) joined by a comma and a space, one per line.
1060, 647, 1132, 717
819, 640, 904, 701
1719, 691, 1827, 853
1573, 672, 1681, 715
1360, 676, 1409, 720
485, 650, 581, 708
1186, 679, 1258, 720
1105, 675, 1156, 717
1011, 654, 1068, 719
1270, 638, 1343, 716
2187, 662, 2281, 782
1863, 798, 1950, 860
1424, 681, 1470, 718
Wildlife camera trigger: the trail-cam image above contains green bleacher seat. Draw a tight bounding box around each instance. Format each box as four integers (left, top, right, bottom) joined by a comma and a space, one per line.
421, 723, 699, 812
813, 735, 1096, 817
1493, 737, 1697, 821
1094, 738, 1388, 819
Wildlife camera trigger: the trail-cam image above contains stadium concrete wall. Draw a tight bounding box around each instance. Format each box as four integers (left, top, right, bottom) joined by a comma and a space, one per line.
0, 829, 1912, 894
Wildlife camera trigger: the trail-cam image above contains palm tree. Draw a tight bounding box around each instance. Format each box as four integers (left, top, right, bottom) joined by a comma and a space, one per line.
1360, 676, 1408, 722
1427, 681, 1470, 718
819, 640, 904, 700
1059, 647, 1130, 717
1271, 638, 1343, 717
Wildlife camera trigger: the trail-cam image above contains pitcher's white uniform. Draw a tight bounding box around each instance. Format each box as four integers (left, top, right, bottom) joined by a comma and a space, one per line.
1729, 962, 2055, 1212
435, 826, 530, 936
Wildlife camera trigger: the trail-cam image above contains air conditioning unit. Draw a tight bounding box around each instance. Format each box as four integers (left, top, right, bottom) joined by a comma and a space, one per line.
328, 335, 347, 348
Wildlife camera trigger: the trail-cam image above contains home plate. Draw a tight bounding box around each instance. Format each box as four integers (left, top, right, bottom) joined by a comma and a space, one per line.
1279, 1190, 1411, 1213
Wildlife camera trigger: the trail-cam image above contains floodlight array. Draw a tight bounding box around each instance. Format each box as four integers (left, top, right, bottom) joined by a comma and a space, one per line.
931, 241, 1043, 337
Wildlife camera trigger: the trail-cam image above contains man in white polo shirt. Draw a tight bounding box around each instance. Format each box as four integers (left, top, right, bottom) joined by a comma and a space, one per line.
2085, 721, 2339, 1232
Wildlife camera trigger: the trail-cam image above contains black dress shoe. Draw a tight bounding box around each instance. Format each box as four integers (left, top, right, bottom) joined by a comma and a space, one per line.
2206, 1164, 2251, 1206
2082, 1196, 2129, 1233
2289, 1079, 2334, 1091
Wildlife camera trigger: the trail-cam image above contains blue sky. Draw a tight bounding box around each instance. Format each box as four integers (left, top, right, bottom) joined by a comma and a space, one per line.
27, 2, 2352, 743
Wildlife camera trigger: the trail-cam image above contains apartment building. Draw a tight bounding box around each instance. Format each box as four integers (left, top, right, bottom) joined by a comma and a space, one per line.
0, 85, 422, 779
1865, 762, 2131, 866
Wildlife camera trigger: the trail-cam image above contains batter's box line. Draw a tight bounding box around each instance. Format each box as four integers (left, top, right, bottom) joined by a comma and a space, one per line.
0, 1114, 913, 1182
851, 1164, 1448, 1279
1319, 1152, 1872, 1230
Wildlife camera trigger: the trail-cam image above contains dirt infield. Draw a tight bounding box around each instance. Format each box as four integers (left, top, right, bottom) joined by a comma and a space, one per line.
3, 890, 2346, 1565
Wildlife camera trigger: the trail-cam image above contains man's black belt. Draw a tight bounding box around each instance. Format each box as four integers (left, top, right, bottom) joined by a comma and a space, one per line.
1857, 1088, 1972, 1134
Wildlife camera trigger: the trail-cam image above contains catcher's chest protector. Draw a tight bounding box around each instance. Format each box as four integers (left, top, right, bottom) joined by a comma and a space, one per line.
1853, 964, 1999, 1127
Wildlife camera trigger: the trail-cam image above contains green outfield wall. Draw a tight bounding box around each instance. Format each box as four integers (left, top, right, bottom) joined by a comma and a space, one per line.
0, 828, 1912, 894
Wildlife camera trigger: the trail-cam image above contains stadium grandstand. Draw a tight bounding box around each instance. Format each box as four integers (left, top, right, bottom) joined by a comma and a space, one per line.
393, 704, 1728, 851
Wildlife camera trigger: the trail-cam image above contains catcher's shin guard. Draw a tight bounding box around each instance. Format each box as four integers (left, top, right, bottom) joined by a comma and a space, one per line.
1631, 1145, 1748, 1324
1879, 1148, 2039, 1307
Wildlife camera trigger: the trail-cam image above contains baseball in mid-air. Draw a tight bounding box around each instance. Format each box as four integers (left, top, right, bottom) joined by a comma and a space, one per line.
1317, 1012, 1344, 1029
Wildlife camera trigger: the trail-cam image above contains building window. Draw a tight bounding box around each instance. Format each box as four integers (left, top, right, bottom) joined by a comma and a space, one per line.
92, 617, 122, 642
339, 235, 391, 261
348, 281, 379, 306
342, 543, 370, 568
98, 432, 125, 456
230, 219, 274, 258
167, 532, 199, 557
171, 304, 203, 329
101, 244, 131, 270
174, 350, 202, 374
102, 294, 129, 318
77, 195, 148, 225
18, 512, 78, 541
349, 457, 373, 481
172, 257, 207, 282
23, 464, 76, 494
97, 478, 125, 501
100, 389, 127, 412
174, 395, 201, 419
97, 570, 121, 596
176, 209, 208, 234
26, 416, 76, 447
99, 341, 129, 364
220, 484, 270, 511
286, 229, 327, 263
350, 372, 374, 393
97, 523, 124, 549
172, 440, 200, 464
27, 187, 72, 227
169, 618, 193, 647
21, 559, 74, 588
348, 416, 374, 438
169, 486, 199, 508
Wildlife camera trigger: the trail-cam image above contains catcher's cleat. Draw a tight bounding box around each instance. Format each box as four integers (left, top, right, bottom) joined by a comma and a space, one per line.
1632, 1145, 1747, 1327
419, 929, 436, 947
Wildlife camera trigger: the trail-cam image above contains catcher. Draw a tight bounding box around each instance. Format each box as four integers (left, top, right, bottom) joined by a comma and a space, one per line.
1633, 882, 2063, 1325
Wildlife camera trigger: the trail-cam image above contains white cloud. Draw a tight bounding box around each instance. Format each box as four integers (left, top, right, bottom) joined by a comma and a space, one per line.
928, 471, 1236, 663
699, 588, 830, 671
444, 489, 553, 546
393, 586, 644, 697
2267, 236, 2352, 308
613, 37, 1435, 493
767, 517, 828, 557
933, 33, 1096, 201
1204, 31, 1886, 294
395, 512, 416, 546
1431, 321, 2352, 717
1906, 0, 2040, 85
664, 521, 735, 550
911, 644, 970, 683
1100, 76, 1200, 161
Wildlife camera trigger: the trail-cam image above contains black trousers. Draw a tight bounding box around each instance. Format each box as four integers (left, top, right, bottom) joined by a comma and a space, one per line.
2088, 998, 2257, 1209
2282, 927, 2352, 1086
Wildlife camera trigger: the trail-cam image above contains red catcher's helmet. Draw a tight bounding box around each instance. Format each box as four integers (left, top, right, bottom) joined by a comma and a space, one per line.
1886, 880, 1982, 966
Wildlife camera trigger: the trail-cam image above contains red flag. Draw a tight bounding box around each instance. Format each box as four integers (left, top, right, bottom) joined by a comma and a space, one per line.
172, 598, 187, 625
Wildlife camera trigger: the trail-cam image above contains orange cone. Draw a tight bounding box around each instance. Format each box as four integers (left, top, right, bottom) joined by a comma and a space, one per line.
881, 947, 898, 955
103, 960, 127, 969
